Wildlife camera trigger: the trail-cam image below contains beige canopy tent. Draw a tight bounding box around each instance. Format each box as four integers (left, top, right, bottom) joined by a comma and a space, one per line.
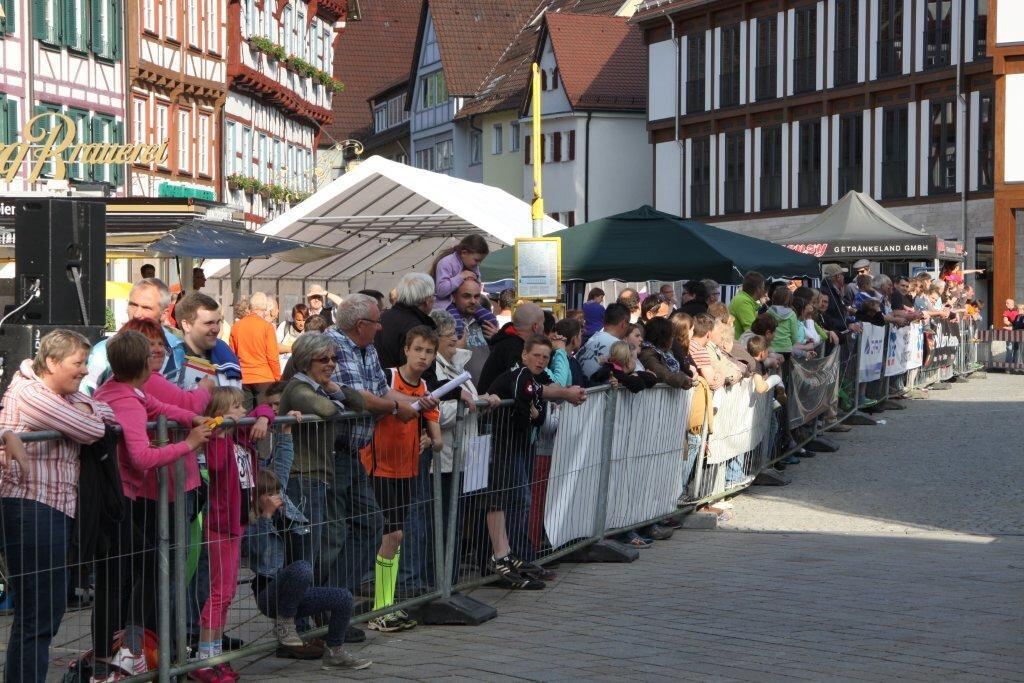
205, 155, 564, 300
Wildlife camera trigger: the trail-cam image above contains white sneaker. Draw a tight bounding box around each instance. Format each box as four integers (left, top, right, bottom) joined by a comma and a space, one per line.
109, 646, 148, 675
274, 618, 304, 647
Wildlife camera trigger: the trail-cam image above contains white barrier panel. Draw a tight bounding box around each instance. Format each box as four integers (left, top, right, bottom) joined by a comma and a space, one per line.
885, 322, 925, 377
706, 378, 773, 465
543, 390, 609, 548
603, 387, 692, 530
859, 323, 886, 383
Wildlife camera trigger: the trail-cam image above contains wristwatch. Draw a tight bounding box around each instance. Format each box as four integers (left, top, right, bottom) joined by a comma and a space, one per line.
391, 399, 399, 415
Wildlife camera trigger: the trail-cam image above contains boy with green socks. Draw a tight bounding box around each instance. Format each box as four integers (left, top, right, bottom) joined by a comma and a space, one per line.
358, 326, 443, 632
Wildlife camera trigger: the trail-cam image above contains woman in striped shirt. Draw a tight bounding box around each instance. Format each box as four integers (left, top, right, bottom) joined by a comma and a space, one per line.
0, 330, 114, 683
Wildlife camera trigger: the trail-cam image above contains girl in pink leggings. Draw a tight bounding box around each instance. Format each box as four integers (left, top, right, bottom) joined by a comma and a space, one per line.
193, 388, 274, 683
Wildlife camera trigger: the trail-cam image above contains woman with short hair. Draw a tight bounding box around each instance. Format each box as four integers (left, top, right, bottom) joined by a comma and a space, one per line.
0, 330, 115, 682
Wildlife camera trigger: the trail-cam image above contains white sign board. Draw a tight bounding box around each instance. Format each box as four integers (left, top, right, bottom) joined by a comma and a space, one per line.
1004, 75, 1024, 182
514, 237, 561, 300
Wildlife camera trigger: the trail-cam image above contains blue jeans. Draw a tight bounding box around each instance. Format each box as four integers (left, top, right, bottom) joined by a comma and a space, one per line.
682, 433, 701, 497
396, 450, 434, 591
255, 561, 353, 648
320, 451, 384, 592
725, 455, 746, 485
285, 477, 328, 576
1, 497, 72, 683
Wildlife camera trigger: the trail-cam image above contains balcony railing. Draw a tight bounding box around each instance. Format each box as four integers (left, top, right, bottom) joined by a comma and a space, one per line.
723, 178, 745, 213
759, 174, 782, 210
838, 165, 863, 195
793, 56, 816, 93
877, 39, 903, 78
686, 79, 705, 113
798, 171, 820, 208
881, 159, 908, 199
691, 183, 711, 217
755, 64, 777, 101
719, 71, 740, 107
834, 46, 859, 86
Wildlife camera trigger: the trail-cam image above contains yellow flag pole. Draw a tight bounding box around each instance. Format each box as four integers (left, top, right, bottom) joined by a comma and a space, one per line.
531, 62, 544, 237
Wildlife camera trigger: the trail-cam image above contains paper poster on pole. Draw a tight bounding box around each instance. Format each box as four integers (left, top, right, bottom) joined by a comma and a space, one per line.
514, 237, 561, 300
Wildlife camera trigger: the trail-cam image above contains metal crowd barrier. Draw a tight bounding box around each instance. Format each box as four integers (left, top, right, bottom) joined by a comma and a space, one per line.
0, 335, 988, 682
976, 328, 1024, 373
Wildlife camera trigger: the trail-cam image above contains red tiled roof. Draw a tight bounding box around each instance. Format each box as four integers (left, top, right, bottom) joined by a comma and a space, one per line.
325, 0, 422, 143
425, 0, 542, 96
545, 13, 647, 111
456, 0, 630, 119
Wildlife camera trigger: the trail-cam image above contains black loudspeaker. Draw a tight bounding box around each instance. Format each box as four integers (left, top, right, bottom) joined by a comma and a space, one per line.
0, 324, 104, 397
14, 199, 106, 326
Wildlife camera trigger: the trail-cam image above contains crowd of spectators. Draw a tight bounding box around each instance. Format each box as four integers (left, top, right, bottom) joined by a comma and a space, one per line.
0, 255, 982, 682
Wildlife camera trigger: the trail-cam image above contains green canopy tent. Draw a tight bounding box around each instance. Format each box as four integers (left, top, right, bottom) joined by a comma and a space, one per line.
479, 205, 821, 284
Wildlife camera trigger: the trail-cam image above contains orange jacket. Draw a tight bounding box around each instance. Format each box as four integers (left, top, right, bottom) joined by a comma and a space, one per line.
229, 314, 281, 384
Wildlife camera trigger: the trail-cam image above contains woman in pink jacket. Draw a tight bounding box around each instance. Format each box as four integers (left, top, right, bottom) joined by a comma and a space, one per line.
93, 331, 213, 679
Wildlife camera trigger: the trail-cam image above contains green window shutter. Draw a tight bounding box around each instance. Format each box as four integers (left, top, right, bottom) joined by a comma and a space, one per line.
0, 0, 15, 35
64, 0, 86, 51
109, 0, 121, 59
0, 96, 7, 145
33, 0, 49, 41
112, 119, 123, 186
90, 115, 105, 181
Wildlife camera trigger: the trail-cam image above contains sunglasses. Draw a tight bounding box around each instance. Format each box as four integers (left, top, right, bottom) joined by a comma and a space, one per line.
312, 356, 336, 365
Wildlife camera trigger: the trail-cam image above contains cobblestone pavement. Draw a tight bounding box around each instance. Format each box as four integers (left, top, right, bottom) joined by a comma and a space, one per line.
233, 373, 1024, 682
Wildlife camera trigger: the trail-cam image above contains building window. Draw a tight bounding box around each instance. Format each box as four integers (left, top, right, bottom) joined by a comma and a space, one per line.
837, 112, 863, 195
835, 0, 859, 86
434, 139, 453, 171
755, 16, 777, 102
719, 25, 741, 107
723, 131, 745, 214
979, 92, 994, 190
564, 211, 576, 227
793, 6, 817, 94
197, 114, 210, 175
691, 137, 711, 217
798, 120, 821, 207
881, 107, 908, 198
421, 71, 447, 109
206, 0, 218, 52
373, 104, 387, 134
31, 104, 62, 177
976, 0, 989, 59
760, 125, 782, 210
509, 121, 520, 151
929, 99, 956, 194
133, 97, 147, 144
923, 0, 952, 69
143, 0, 155, 32
166, 0, 177, 40
177, 109, 191, 171
686, 32, 706, 113
33, 0, 61, 46
155, 103, 169, 166
89, 114, 122, 184
470, 130, 482, 165
552, 131, 562, 162
188, 0, 200, 48
65, 108, 88, 180
877, 0, 903, 78
0, 0, 15, 35
568, 130, 576, 161
492, 124, 503, 155
524, 134, 531, 163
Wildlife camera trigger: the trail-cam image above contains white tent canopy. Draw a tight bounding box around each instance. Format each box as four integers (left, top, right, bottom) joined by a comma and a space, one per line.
206, 155, 564, 295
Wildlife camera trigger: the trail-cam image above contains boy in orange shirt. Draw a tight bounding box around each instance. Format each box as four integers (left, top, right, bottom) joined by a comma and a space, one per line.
359, 325, 442, 633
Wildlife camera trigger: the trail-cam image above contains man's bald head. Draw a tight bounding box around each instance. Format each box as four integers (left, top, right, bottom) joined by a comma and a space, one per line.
453, 278, 483, 316
512, 302, 544, 339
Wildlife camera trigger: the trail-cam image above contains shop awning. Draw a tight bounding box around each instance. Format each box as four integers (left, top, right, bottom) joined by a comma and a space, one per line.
778, 191, 965, 262
205, 155, 564, 293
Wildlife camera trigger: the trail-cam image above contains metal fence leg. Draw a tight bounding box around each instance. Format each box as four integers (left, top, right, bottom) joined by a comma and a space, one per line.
173, 457, 188, 670
156, 416, 171, 683
417, 402, 496, 625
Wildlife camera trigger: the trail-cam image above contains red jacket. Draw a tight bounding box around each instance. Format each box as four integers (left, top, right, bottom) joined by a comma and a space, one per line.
93, 380, 199, 501
204, 405, 275, 535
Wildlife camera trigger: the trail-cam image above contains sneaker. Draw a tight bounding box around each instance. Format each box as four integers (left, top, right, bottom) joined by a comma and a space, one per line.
643, 523, 674, 540
393, 609, 418, 630
782, 455, 800, 465
90, 662, 129, 683
490, 555, 546, 589
321, 646, 372, 671
274, 618, 304, 647
622, 530, 653, 548
828, 423, 853, 433
275, 643, 323, 660
367, 612, 407, 633
505, 553, 557, 581
660, 516, 683, 529
109, 647, 147, 676
186, 667, 222, 683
